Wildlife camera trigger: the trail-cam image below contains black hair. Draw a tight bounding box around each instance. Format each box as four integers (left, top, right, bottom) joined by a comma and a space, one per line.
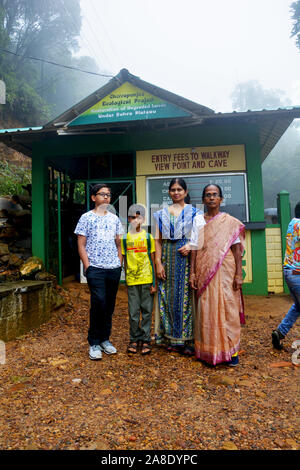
12, 195, 21, 203
295, 202, 300, 218
184, 194, 191, 204
168, 178, 188, 192
90, 183, 111, 196
202, 184, 223, 200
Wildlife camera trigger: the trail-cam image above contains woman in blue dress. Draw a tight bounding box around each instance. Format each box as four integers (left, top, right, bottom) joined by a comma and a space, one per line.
153, 178, 205, 354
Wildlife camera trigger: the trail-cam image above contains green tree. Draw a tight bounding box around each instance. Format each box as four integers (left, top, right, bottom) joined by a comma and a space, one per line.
0, 0, 103, 125
231, 80, 300, 214
291, 1, 300, 50
230, 80, 291, 112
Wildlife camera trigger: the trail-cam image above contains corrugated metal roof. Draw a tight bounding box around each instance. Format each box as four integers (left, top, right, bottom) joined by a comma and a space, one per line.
0, 69, 299, 162
0, 126, 43, 133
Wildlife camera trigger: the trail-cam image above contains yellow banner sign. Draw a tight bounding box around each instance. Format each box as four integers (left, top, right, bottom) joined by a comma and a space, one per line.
136, 145, 246, 175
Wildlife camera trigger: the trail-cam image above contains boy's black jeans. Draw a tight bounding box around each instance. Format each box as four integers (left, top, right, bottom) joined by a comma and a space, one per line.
85, 266, 122, 346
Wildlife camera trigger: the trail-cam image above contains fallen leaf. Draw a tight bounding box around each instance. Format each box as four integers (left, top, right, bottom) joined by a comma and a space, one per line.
9, 383, 26, 392
237, 380, 253, 387
222, 441, 238, 450
285, 439, 298, 449
269, 362, 293, 368
255, 391, 267, 398
210, 376, 235, 387
10, 376, 31, 383
100, 388, 112, 395
169, 382, 179, 391
48, 358, 69, 367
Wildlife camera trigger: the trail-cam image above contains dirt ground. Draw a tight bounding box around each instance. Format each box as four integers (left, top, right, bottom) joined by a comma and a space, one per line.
0, 282, 299, 451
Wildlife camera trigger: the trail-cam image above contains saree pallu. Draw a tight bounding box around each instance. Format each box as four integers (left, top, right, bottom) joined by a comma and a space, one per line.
195, 212, 245, 365
154, 238, 194, 345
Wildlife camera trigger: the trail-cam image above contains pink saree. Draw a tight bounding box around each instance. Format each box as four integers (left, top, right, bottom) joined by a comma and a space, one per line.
195, 212, 245, 365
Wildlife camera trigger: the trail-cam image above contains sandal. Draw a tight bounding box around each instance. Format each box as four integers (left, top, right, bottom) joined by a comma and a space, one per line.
127, 342, 138, 354
141, 342, 151, 355
183, 345, 195, 356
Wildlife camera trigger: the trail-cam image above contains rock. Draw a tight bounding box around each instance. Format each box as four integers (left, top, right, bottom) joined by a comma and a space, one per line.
0, 254, 9, 263
51, 289, 65, 309
0, 242, 9, 256
35, 271, 57, 282
72, 378, 82, 384
19, 256, 44, 277
9, 253, 23, 267
0, 225, 17, 239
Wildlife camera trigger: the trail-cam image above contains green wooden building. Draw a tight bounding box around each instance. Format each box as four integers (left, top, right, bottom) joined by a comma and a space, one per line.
1, 69, 299, 293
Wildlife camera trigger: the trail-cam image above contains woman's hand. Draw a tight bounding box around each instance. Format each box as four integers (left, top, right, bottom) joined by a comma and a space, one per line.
156, 262, 166, 280
189, 273, 197, 290
233, 276, 243, 291
178, 243, 191, 257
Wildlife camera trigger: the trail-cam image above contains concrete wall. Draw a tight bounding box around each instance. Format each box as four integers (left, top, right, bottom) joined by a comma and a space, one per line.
0, 280, 64, 342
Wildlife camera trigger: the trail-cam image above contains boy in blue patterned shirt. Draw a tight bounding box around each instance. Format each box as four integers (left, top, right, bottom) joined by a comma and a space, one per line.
75, 184, 124, 360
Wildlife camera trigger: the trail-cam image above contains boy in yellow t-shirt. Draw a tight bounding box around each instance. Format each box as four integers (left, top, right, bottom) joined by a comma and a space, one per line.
121, 204, 156, 355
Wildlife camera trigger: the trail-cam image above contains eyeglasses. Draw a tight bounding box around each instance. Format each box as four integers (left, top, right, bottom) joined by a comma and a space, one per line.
95, 192, 111, 198
204, 192, 220, 198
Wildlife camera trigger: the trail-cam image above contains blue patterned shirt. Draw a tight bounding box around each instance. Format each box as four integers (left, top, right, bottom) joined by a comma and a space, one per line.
74, 210, 124, 269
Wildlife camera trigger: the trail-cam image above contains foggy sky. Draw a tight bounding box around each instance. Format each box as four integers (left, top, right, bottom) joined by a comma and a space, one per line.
79, 0, 300, 112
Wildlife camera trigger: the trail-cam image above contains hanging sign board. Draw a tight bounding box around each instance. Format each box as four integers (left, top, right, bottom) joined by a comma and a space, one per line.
68, 82, 191, 126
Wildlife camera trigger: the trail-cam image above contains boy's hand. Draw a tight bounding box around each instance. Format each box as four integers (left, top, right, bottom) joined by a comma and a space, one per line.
156, 263, 166, 280
150, 285, 157, 294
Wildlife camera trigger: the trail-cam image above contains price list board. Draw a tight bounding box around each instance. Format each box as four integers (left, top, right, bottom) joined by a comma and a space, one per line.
147, 173, 248, 223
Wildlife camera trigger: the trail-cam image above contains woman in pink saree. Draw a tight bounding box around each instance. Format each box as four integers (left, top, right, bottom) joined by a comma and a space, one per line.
190, 184, 245, 366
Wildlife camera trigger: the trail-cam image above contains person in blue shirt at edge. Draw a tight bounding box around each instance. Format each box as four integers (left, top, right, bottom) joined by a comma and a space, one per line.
272, 201, 300, 350
121, 204, 156, 355
74, 184, 124, 360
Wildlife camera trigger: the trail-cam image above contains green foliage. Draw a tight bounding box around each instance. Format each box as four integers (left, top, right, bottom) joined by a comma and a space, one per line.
0, 159, 31, 195
0, 0, 103, 125
231, 80, 300, 215
291, 1, 300, 50
231, 80, 291, 112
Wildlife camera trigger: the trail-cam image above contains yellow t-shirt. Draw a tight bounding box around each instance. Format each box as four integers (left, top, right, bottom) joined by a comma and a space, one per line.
121, 229, 155, 286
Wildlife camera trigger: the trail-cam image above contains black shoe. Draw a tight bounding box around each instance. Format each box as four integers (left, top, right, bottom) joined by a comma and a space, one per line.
272, 329, 285, 350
